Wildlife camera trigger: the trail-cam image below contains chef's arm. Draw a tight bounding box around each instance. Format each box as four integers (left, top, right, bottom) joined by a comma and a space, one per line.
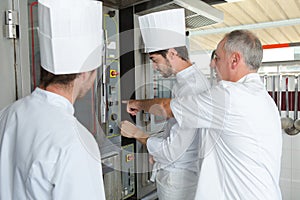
125, 98, 173, 118
137, 137, 148, 145
120, 120, 149, 145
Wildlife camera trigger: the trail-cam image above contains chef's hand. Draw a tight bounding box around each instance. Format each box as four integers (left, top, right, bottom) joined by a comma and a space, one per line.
149, 155, 155, 165
122, 100, 141, 116
120, 120, 149, 139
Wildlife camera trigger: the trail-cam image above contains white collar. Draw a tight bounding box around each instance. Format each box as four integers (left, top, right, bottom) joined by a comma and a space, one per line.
33, 87, 75, 115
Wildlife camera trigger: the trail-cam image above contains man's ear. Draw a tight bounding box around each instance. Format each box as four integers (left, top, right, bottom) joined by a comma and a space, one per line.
78, 71, 88, 82
231, 52, 241, 70
168, 48, 178, 59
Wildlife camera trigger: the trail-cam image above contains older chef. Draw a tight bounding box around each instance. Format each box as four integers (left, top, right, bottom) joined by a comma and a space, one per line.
120, 9, 210, 200
0, 0, 106, 199
124, 29, 282, 200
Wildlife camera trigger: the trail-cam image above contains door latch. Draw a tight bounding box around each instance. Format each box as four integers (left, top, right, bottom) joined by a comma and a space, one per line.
4, 10, 19, 39
142, 112, 151, 122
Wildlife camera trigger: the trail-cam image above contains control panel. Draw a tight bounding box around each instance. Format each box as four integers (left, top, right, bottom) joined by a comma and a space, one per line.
121, 144, 135, 199
99, 9, 121, 139
100, 7, 136, 200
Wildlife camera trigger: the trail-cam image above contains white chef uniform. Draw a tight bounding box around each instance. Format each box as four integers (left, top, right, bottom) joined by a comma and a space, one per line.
138, 8, 210, 200
147, 64, 210, 200
171, 73, 282, 200
0, 88, 105, 199
0, 0, 105, 199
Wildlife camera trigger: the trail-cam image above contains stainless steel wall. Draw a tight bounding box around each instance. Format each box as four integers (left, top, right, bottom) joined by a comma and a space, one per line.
0, 0, 31, 109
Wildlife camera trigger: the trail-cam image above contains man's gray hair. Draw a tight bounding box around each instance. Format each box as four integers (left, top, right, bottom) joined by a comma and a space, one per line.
224, 30, 263, 70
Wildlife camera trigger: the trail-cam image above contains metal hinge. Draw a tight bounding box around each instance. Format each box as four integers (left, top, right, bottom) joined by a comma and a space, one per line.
4, 10, 19, 39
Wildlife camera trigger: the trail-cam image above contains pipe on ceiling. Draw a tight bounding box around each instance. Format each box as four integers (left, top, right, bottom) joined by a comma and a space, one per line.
190, 18, 300, 36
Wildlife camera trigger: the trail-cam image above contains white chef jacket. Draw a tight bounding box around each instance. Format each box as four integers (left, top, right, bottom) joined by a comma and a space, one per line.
147, 64, 210, 199
0, 88, 106, 200
147, 64, 210, 171
171, 73, 282, 200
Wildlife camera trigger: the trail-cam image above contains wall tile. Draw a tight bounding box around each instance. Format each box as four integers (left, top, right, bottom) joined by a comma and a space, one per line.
292, 149, 300, 170
292, 169, 300, 182
282, 149, 292, 169
291, 132, 300, 150
291, 185, 300, 200
282, 132, 292, 150
281, 186, 292, 200
281, 168, 292, 181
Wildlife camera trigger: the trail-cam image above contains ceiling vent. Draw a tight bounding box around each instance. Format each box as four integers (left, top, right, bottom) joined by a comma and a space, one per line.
135, 0, 224, 29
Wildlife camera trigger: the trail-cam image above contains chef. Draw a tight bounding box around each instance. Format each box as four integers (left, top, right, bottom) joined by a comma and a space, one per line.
120, 8, 210, 200
0, 0, 106, 199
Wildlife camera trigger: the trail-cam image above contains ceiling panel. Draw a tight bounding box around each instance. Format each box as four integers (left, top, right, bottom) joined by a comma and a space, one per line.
189, 0, 300, 51
280, 26, 299, 41
256, 1, 285, 20
103, 0, 300, 52
255, 30, 276, 44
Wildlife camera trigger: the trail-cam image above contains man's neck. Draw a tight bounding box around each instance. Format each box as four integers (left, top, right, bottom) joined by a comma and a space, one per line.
175, 60, 193, 74
232, 68, 257, 82
42, 84, 75, 104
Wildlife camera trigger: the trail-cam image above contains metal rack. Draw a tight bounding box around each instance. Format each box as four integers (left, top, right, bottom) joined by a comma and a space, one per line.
259, 61, 300, 135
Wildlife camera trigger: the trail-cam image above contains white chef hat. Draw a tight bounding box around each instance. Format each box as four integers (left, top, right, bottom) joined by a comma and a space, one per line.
38, 0, 103, 75
138, 9, 186, 53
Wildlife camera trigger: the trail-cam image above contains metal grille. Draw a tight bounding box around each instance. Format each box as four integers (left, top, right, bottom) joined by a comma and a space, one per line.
136, 2, 220, 29
186, 14, 217, 29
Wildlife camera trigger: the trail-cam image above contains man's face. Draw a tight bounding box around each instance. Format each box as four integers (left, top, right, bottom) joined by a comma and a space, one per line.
149, 53, 173, 78
212, 39, 231, 81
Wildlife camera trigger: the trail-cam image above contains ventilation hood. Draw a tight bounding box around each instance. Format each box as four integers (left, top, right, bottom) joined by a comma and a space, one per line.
135, 0, 224, 29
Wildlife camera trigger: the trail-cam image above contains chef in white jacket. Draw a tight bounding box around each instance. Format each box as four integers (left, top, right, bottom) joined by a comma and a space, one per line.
120, 9, 210, 200
124, 30, 282, 200
0, 0, 106, 199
